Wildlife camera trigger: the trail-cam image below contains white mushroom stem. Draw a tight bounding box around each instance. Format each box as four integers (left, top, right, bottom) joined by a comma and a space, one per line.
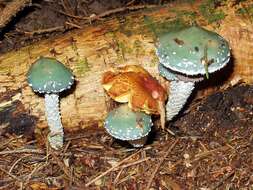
166, 80, 195, 121
45, 93, 64, 150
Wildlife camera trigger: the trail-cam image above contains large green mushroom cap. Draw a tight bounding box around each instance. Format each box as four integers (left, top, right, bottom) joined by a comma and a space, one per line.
104, 104, 152, 141
27, 57, 74, 93
156, 26, 230, 75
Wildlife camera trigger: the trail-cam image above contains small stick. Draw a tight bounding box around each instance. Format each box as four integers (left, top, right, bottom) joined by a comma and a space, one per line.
120, 157, 150, 169
56, 5, 157, 22
19, 26, 65, 36
0, 148, 44, 155
0, 0, 32, 29
85, 149, 142, 187
145, 139, 179, 190
113, 168, 124, 185
0, 167, 23, 182
9, 156, 28, 173
210, 171, 235, 190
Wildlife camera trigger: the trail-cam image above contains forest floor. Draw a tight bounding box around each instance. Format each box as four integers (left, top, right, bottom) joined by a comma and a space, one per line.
0, 0, 252, 189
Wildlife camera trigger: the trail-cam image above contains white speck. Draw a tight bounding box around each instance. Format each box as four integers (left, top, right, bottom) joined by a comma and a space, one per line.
71, 76, 75, 79
183, 58, 188, 61
69, 82, 72, 85
29, 83, 32, 87
172, 52, 176, 55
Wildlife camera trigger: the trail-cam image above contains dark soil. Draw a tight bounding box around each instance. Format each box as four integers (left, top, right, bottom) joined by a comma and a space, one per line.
0, 0, 252, 190
0, 0, 160, 54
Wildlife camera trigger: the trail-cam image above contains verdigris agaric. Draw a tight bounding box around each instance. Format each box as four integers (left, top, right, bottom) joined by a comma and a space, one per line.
156, 26, 230, 121
27, 57, 74, 150
104, 104, 152, 147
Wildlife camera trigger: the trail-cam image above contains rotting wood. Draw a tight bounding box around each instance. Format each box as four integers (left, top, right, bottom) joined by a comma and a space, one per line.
0, 1, 252, 132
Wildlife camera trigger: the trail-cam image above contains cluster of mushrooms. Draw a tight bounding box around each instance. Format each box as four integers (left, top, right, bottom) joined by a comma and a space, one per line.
102, 26, 230, 148
27, 25, 230, 149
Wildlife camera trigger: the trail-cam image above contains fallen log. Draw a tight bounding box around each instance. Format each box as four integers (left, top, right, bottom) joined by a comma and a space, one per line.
0, 0, 252, 132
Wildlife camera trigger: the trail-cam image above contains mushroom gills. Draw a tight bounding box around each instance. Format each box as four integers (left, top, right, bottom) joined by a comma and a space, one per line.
45, 93, 64, 150
166, 81, 194, 121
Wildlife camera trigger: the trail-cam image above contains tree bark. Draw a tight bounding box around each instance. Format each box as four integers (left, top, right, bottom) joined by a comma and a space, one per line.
0, 1, 252, 131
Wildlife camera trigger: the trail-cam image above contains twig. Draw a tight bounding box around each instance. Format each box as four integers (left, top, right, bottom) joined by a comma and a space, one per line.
120, 157, 150, 169
0, 167, 23, 182
85, 149, 142, 187
113, 168, 124, 185
0, 148, 44, 155
0, 135, 23, 149
210, 171, 235, 190
50, 150, 82, 186
56, 4, 157, 23
145, 139, 179, 190
50, 150, 72, 179
9, 156, 28, 173
17, 26, 65, 36
0, 0, 32, 29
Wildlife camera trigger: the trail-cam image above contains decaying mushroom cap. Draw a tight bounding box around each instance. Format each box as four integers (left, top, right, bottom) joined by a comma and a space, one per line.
102, 65, 167, 115
156, 26, 230, 76
27, 57, 74, 93
104, 104, 152, 141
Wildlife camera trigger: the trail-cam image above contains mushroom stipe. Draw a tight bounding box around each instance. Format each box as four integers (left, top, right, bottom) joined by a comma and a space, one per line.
156, 26, 230, 121
27, 57, 74, 150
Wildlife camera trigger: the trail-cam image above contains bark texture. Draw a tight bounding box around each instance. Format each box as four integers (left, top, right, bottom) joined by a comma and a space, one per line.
0, 1, 252, 131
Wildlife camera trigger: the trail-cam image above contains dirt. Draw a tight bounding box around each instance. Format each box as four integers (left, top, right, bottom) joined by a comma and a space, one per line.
0, 0, 253, 189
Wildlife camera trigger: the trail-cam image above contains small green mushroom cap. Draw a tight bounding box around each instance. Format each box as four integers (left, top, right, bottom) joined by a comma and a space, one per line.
104, 104, 152, 141
156, 26, 230, 75
27, 57, 74, 93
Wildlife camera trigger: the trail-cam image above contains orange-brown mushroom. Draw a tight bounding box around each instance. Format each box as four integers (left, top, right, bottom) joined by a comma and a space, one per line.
102, 65, 167, 129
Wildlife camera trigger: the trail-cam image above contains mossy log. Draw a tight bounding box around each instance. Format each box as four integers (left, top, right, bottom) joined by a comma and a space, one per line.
0, 1, 252, 132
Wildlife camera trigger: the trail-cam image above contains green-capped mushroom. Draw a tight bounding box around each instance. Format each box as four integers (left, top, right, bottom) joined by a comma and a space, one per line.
104, 104, 152, 147
156, 26, 230, 121
27, 57, 74, 150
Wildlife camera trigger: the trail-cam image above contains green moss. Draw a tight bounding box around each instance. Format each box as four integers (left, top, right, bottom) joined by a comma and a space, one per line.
133, 39, 145, 57
0, 66, 10, 74
143, 16, 159, 38
150, 50, 159, 67
171, 9, 197, 20
118, 17, 134, 37
236, 4, 253, 22
199, 0, 226, 24
71, 40, 90, 76
143, 16, 189, 40
75, 57, 90, 77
